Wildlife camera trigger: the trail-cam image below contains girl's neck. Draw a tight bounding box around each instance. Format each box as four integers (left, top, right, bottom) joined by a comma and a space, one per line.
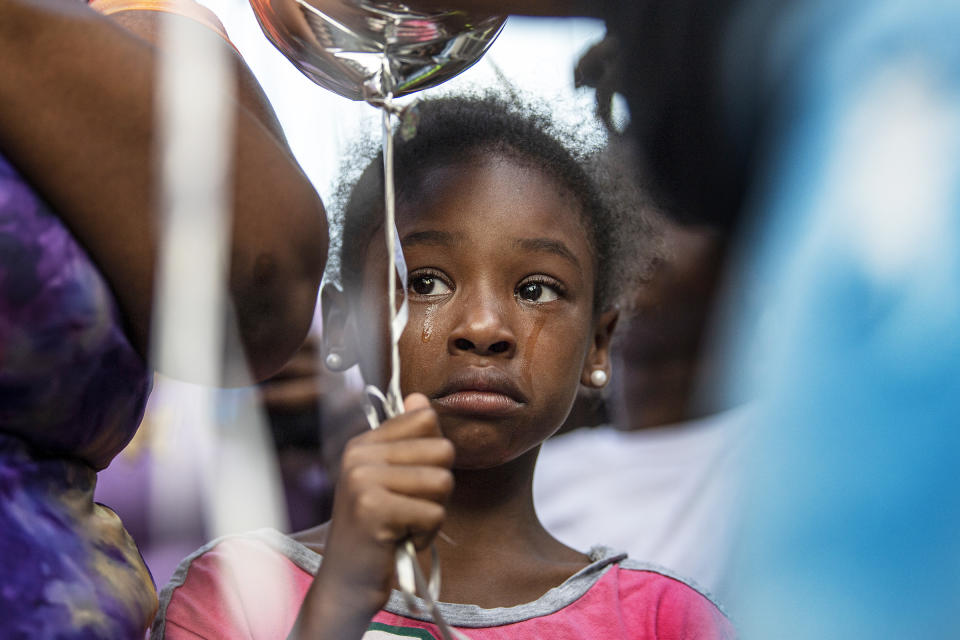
448, 447, 540, 525
424, 446, 590, 608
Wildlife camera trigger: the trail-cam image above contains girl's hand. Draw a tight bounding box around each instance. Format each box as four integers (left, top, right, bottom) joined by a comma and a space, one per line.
291, 393, 455, 639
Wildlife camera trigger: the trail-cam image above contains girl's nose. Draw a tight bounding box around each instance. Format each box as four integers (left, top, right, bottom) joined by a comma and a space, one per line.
447, 293, 516, 358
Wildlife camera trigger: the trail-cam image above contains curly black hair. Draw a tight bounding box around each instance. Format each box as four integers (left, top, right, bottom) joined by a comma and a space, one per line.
332, 92, 659, 313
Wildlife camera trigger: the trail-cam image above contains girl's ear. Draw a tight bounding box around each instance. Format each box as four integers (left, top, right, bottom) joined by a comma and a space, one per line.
320, 281, 359, 372
581, 308, 620, 388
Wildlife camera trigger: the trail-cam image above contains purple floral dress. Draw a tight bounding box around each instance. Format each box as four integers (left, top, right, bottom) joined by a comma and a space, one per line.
0, 151, 155, 636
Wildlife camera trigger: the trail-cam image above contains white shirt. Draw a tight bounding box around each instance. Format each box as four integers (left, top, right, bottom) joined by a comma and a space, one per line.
533, 407, 750, 603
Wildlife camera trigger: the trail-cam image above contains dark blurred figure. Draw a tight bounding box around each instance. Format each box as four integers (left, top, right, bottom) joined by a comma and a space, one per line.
614, 222, 726, 429
579, 6, 960, 637
259, 334, 368, 532
535, 219, 747, 601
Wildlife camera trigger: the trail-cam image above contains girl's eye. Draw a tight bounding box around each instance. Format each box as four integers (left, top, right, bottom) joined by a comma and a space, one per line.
516, 280, 561, 303
409, 274, 452, 296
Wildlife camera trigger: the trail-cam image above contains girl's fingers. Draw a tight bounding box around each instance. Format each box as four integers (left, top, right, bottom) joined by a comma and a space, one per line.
330, 393, 453, 557
350, 489, 446, 548
341, 402, 454, 470
341, 464, 454, 504
343, 438, 455, 469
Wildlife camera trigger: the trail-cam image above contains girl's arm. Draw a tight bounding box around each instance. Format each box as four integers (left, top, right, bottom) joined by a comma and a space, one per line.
0, 0, 326, 382
291, 394, 455, 639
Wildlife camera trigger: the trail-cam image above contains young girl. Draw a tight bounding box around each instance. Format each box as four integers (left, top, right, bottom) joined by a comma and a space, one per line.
152, 95, 734, 639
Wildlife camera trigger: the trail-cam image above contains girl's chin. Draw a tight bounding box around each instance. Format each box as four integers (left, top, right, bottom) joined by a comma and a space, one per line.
444, 429, 542, 472
442, 425, 516, 470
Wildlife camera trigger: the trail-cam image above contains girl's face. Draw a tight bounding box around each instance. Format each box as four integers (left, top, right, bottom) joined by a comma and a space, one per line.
347, 154, 616, 469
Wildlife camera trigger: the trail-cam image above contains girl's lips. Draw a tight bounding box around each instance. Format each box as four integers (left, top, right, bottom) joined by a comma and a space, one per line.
432, 390, 523, 417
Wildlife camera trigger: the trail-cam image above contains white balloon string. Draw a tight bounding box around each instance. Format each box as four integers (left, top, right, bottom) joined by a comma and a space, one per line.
363, 385, 390, 430
152, 14, 232, 385
382, 95, 406, 419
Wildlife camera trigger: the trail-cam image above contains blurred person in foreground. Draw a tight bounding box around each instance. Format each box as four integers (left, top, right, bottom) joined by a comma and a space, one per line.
0, 0, 326, 634
410, 0, 960, 637
535, 218, 748, 604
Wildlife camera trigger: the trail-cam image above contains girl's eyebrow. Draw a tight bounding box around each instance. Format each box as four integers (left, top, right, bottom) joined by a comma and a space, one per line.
514, 237, 581, 268
402, 230, 460, 247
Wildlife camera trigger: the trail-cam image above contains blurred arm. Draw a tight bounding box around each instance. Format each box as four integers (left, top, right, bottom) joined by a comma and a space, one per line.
0, 0, 327, 382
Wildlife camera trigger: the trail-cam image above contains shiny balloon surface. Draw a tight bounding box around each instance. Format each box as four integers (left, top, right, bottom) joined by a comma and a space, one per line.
249, 0, 505, 101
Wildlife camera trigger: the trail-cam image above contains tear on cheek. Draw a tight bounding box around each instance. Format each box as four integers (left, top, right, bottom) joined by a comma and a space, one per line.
421, 304, 439, 343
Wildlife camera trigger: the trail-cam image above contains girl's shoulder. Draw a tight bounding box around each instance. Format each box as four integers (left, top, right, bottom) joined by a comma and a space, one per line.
614, 554, 735, 638
152, 528, 319, 639
616, 552, 726, 608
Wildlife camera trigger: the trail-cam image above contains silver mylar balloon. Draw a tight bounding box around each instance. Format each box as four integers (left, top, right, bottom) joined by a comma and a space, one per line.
249, 0, 506, 101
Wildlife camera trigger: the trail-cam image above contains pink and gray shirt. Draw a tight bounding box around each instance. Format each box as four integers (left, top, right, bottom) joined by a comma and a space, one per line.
153, 528, 735, 639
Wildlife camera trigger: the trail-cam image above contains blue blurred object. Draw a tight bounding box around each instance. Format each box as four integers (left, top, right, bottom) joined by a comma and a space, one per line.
715, 0, 960, 636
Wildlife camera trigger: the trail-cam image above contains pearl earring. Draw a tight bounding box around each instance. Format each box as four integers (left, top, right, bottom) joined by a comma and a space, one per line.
325, 353, 343, 370
590, 369, 608, 387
